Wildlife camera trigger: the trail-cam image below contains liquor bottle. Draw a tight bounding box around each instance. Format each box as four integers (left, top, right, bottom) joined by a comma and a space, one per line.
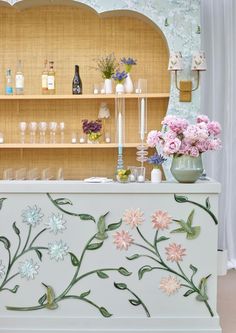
72, 65, 82, 94
41, 59, 48, 95
15, 60, 24, 95
48, 61, 55, 95
5, 68, 13, 95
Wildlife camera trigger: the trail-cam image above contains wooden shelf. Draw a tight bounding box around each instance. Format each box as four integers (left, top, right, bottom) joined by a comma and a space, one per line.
0, 93, 169, 100
0, 143, 141, 149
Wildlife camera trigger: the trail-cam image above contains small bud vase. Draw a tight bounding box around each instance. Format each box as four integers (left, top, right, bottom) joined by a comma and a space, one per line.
151, 167, 162, 183
124, 73, 134, 93
116, 83, 124, 94
104, 78, 112, 94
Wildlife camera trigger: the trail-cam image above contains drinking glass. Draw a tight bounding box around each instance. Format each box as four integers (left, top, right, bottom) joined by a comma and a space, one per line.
3, 168, 14, 180
49, 122, 57, 144
41, 168, 54, 180
38, 122, 47, 144
19, 121, 27, 143
71, 132, 78, 144
136, 166, 146, 183
15, 168, 27, 180
28, 122, 37, 144
128, 166, 138, 182
59, 122, 65, 144
27, 168, 40, 180
57, 168, 64, 180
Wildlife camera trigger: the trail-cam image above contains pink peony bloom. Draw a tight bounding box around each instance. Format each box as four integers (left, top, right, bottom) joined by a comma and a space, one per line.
123, 208, 144, 229
165, 243, 186, 262
207, 121, 221, 136
163, 138, 181, 155
151, 210, 172, 230
113, 230, 133, 250
162, 115, 188, 134
189, 146, 199, 157
159, 275, 181, 295
197, 115, 210, 124
195, 139, 208, 153
207, 138, 222, 151
146, 130, 162, 148
164, 131, 177, 141
179, 139, 191, 155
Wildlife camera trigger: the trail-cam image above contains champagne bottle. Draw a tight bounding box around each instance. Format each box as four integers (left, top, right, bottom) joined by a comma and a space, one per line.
48, 61, 55, 95
15, 60, 24, 95
5, 68, 13, 95
42, 59, 48, 95
72, 65, 82, 94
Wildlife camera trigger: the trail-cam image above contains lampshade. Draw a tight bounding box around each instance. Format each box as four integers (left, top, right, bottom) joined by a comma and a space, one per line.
168, 51, 183, 71
191, 51, 207, 71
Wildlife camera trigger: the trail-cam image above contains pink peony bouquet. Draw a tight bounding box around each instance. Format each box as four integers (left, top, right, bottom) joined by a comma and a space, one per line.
147, 115, 222, 157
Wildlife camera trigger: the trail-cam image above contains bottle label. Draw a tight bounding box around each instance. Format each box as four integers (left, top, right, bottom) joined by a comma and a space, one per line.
42, 74, 48, 89
16, 74, 24, 89
48, 76, 55, 90
73, 85, 82, 94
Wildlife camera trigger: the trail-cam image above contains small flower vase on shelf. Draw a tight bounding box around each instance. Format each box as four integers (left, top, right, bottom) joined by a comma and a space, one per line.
116, 83, 124, 94
151, 167, 162, 183
124, 73, 134, 93
104, 78, 112, 94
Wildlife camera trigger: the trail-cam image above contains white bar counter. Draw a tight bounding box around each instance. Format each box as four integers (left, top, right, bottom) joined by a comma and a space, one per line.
0, 180, 222, 333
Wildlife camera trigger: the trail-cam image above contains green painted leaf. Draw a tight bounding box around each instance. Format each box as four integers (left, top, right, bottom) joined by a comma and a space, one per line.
38, 294, 47, 305
170, 227, 186, 234
174, 194, 188, 203
196, 294, 208, 302
138, 265, 153, 280
79, 214, 96, 223
178, 219, 193, 234
186, 226, 201, 240
95, 232, 108, 240
114, 282, 127, 290
129, 299, 141, 306
86, 242, 103, 250
9, 285, 20, 294
0, 236, 11, 249
118, 267, 132, 276
54, 198, 73, 206
12, 222, 20, 235
205, 197, 211, 210
189, 264, 198, 276
99, 307, 112, 317
97, 215, 106, 234
126, 254, 140, 260
35, 249, 43, 261
156, 236, 169, 243
183, 289, 195, 297
107, 219, 122, 231
97, 271, 109, 279
79, 290, 91, 298
0, 198, 7, 210
69, 252, 80, 266
187, 210, 195, 227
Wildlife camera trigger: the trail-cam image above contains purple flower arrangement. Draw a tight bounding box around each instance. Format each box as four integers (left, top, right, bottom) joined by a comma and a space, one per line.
112, 70, 128, 83
120, 57, 137, 73
82, 119, 102, 142
147, 115, 222, 157
147, 153, 167, 167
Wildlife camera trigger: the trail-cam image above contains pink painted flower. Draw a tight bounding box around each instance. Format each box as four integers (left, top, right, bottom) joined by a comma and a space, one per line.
189, 146, 199, 157
151, 210, 172, 230
165, 243, 186, 262
207, 121, 221, 136
123, 208, 144, 229
159, 275, 181, 295
163, 138, 181, 155
197, 115, 210, 124
146, 130, 162, 147
113, 230, 133, 250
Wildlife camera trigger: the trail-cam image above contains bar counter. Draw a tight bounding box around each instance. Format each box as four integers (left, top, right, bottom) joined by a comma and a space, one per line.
0, 180, 222, 333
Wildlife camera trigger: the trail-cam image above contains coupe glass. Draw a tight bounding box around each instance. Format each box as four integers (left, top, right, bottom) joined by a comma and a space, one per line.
38, 122, 47, 144
19, 121, 27, 143
28, 122, 37, 144
49, 122, 57, 144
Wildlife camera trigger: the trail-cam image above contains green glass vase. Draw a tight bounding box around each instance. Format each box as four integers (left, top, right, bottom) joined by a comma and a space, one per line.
170, 154, 203, 183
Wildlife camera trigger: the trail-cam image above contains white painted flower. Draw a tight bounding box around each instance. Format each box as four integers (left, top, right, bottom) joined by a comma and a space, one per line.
21, 205, 44, 227
0, 260, 5, 279
48, 240, 69, 261
18, 259, 39, 280
45, 213, 67, 234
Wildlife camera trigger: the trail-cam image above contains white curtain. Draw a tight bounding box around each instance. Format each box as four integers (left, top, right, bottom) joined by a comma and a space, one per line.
200, 0, 236, 268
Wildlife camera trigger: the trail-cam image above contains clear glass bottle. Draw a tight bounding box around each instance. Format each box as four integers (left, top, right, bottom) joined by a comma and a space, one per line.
15, 60, 24, 95
41, 59, 48, 95
72, 65, 82, 94
5, 68, 13, 95
48, 61, 55, 95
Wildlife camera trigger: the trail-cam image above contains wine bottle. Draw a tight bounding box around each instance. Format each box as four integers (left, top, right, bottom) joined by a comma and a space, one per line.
42, 59, 48, 95
5, 68, 13, 95
48, 61, 55, 95
15, 60, 24, 95
72, 65, 82, 94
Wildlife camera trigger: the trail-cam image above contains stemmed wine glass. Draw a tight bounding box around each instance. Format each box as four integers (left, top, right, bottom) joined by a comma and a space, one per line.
39, 122, 47, 144
49, 122, 57, 144
19, 121, 27, 144
59, 122, 65, 144
28, 122, 37, 144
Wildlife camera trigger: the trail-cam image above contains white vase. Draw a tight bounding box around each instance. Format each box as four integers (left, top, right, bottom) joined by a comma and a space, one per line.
124, 73, 134, 93
104, 79, 112, 94
116, 83, 124, 94
151, 167, 162, 183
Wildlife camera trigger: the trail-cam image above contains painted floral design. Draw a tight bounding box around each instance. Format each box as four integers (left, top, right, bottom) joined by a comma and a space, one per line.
48, 240, 69, 261
45, 213, 66, 234
21, 205, 44, 227
151, 210, 172, 230
159, 276, 181, 296
113, 230, 133, 250
123, 208, 144, 229
18, 259, 39, 280
0, 260, 5, 279
165, 243, 186, 262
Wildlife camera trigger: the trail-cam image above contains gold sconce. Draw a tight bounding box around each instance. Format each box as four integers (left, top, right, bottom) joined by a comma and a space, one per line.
168, 51, 207, 102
